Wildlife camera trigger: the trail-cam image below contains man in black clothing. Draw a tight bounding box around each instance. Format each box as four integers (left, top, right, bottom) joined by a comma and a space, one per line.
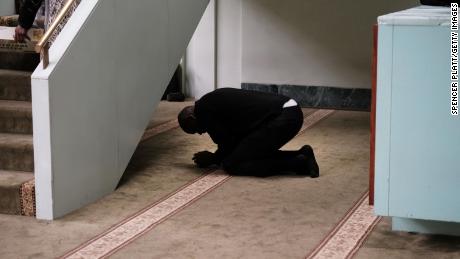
178, 88, 319, 177
14, 0, 44, 42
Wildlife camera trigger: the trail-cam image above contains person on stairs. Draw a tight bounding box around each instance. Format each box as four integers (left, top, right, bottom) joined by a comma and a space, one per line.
178, 88, 319, 178
14, 0, 44, 42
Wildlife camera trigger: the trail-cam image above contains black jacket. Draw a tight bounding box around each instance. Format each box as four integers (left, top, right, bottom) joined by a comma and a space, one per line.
194, 88, 290, 160
18, 0, 44, 29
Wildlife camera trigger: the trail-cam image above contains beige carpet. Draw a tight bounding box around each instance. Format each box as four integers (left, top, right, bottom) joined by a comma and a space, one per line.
0, 108, 376, 258
0, 127, 210, 258
107, 111, 371, 259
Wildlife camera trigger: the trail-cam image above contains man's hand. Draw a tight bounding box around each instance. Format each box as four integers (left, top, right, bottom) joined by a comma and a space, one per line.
14, 25, 30, 43
193, 151, 217, 168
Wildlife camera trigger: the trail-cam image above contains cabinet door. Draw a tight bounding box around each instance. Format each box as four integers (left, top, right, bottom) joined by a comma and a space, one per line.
389, 26, 460, 222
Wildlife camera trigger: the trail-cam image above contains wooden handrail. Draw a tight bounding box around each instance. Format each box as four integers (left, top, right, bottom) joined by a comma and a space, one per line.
35, 0, 77, 68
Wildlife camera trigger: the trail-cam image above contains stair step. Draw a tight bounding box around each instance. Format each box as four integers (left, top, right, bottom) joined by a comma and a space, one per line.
0, 15, 19, 27
0, 51, 40, 71
0, 170, 34, 215
0, 133, 33, 172
0, 100, 32, 134
0, 69, 32, 101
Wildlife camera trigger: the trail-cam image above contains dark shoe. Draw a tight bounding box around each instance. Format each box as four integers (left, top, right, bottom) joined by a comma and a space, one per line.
299, 145, 319, 178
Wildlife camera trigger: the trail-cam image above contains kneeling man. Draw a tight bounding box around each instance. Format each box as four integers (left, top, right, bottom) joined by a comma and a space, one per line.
178, 88, 319, 177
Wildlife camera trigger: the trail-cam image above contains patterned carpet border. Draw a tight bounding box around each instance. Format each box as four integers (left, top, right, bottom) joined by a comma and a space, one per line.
141, 120, 180, 142
305, 191, 382, 259
59, 109, 330, 258
61, 171, 231, 259
299, 110, 335, 135
19, 179, 36, 217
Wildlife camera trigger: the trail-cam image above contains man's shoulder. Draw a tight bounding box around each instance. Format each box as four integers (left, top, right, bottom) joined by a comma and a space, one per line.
207, 87, 275, 97
211, 87, 242, 95
198, 88, 241, 102
199, 87, 289, 104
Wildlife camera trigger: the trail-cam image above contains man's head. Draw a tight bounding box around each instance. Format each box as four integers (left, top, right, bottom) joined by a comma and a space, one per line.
178, 105, 204, 134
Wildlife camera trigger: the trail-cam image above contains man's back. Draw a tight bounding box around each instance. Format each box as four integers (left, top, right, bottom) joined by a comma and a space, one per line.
195, 88, 290, 140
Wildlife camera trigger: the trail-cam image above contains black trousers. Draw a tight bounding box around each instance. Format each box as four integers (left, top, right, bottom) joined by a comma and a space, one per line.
222, 105, 304, 176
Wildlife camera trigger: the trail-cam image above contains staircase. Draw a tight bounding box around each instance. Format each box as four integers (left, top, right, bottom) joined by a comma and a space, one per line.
0, 0, 209, 220
0, 48, 40, 216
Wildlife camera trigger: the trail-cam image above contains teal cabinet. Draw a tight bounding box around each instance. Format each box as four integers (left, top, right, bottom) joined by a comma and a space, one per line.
374, 6, 460, 235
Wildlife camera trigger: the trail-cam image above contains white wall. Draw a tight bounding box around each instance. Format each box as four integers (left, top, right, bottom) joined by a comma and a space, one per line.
241, 0, 419, 89
0, 0, 15, 16
185, 0, 419, 97
216, 0, 242, 89
32, 0, 209, 219
185, 0, 215, 99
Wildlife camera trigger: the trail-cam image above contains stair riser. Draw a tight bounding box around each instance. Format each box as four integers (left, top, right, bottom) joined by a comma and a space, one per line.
0, 147, 33, 172
0, 52, 40, 71
0, 112, 33, 134
0, 86, 31, 101
0, 78, 31, 101
0, 185, 22, 215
